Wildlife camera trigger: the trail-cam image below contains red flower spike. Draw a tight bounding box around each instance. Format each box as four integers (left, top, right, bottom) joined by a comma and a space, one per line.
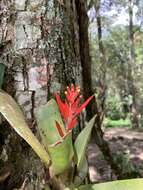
72, 97, 80, 113
66, 85, 80, 104
67, 117, 78, 131
55, 94, 69, 120
75, 95, 94, 116
55, 85, 94, 136
55, 121, 65, 138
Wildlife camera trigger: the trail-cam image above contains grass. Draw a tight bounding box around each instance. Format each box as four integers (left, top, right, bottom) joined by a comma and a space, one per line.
104, 118, 131, 128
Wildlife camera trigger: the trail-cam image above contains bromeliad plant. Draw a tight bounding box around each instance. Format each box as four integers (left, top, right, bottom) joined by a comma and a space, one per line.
36, 85, 94, 180
0, 85, 143, 190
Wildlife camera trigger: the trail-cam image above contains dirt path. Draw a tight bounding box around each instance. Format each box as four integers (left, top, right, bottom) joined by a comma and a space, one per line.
88, 127, 143, 182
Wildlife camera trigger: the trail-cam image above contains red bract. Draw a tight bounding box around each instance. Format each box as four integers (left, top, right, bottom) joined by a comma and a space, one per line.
55, 85, 93, 138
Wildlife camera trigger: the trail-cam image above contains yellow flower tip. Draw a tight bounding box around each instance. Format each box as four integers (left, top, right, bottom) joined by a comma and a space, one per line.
77, 88, 80, 93
65, 91, 67, 95
76, 85, 80, 89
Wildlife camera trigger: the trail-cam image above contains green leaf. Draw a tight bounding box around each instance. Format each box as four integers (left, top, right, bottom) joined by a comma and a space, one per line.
0, 63, 5, 88
74, 116, 95, 170
48, 132, 74, 175
37, 99, 74, 175
36, 99, 65, 147
78, 178, 143, 190
74, 156, 88, 186
0, 90, 50, 167
44, 185, 51, 190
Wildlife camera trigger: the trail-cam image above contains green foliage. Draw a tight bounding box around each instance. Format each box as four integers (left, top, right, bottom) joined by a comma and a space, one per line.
74, 157, 88, 186
36, 99, 74, 175
0, 90, 95, 179
104, 118, 131, 128
113, 152, 138, 178
48, 133, 74, 175
105, 96, 122, 120
1, 91, 143, 190
78, 178, 143, 190
36, 99, 65, 146
74, 116, 95, 170
74, 116, 96, 185
0, 90, 50, 166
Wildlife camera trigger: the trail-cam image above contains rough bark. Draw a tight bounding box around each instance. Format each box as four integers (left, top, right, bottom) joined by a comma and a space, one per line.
128, 0, 139, 128
0, 0, 81, 189
1, 0, 81, 120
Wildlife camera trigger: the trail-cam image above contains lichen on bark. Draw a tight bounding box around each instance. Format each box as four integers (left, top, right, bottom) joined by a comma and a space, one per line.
0, 0, 82, 189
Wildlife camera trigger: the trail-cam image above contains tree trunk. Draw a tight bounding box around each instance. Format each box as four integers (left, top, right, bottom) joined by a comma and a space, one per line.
128, 0, 139, 128
75, 0, 127, 180
0, 0, 81, 189
94, 0, 107, 115
75, 0, 95, 120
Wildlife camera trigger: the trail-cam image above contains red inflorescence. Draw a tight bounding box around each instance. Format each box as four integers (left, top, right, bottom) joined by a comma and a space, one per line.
55, 85, 93, 138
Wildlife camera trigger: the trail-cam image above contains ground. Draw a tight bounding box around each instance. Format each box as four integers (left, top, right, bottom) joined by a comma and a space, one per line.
88, 127, 143, 182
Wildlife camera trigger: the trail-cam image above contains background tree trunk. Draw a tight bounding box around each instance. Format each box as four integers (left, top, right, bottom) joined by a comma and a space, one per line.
128, 0, 139, 128
75, 0, 95, 120
75, 0, 127, 179
94, 0, 107, 116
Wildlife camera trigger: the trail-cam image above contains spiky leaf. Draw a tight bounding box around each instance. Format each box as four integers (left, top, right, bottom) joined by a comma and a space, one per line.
74, 116, 95, 170
0, 90, 50, 166
78, 178, 143, 190
74, 156, 88, 186
49, 133, 74, 175
36, 99, 65, 147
